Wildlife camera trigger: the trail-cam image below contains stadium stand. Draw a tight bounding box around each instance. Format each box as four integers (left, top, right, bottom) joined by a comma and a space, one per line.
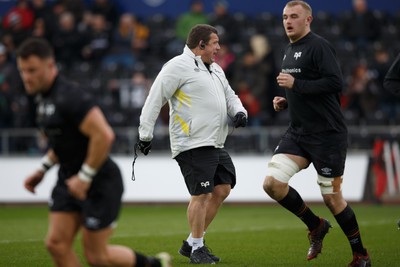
0, 0, 400, 155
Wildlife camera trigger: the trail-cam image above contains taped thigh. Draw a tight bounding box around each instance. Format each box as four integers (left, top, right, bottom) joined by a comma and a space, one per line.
266, 154, 300, 183
317, 175, 343, 194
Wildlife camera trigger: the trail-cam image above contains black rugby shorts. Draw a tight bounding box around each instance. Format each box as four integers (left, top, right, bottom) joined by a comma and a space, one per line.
175, 146, 236, 195
273, 128, 347, 177
50, 159, 124, 230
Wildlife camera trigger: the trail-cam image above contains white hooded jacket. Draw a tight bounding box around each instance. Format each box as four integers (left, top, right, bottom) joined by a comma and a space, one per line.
139, 45, 247, 158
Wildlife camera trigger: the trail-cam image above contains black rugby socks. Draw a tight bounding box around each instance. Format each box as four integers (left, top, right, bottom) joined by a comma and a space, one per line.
334, 205, 367, 255
278, 186, 321, 230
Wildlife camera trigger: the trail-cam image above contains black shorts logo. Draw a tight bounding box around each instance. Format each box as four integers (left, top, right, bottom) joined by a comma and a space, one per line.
321, 167, 332, 176
200, 181, 210, 188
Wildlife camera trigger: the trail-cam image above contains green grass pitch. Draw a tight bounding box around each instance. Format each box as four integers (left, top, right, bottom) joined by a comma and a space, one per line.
0, 204, 399, 266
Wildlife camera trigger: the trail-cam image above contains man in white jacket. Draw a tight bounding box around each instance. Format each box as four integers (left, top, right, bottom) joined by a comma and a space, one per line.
137, 24, 247, 264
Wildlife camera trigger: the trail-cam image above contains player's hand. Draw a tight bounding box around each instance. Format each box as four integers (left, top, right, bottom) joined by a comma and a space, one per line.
233, 112, 247, 128
66, 175, 91, 200
276, 72, 295, 89
273, 96, 288, 112
137, 140, 152, 155
24, 170, 45, 194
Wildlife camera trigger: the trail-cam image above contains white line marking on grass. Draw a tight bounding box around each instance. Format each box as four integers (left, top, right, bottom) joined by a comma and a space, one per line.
0, 238, 43, 244
0, 219, 394, 244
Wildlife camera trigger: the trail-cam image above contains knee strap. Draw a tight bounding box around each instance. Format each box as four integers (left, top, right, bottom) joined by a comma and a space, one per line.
317, 175, 342, 194
266, 154, 300, 183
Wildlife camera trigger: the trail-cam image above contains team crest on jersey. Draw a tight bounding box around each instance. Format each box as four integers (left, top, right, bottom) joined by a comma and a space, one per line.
38, 103, 56, 116
294, 52, 302, 60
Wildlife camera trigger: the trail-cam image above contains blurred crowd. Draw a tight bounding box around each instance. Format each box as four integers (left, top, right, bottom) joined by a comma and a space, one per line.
1, 0, 400, 132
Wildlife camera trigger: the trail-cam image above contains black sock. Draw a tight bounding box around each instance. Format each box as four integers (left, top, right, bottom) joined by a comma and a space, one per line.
134, 252, 161, 267
278, 186, 320, 230
334, 205, 367, 255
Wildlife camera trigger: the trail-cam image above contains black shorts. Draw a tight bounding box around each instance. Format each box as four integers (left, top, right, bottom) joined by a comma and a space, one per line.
175, 146, 236, 195
273, 128, 348, 177
50, 159, 124, 231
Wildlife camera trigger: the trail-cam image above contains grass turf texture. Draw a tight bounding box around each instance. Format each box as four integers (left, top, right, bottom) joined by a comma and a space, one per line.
0, 204, 398, 266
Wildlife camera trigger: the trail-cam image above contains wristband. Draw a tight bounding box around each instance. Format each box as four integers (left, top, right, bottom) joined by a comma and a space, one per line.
39, 155, 55, 173
78, 163, 97, 183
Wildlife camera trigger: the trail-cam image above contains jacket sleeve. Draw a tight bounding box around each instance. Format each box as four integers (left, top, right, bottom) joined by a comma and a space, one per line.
383, 53, 400, 96
138, 63, 181, 141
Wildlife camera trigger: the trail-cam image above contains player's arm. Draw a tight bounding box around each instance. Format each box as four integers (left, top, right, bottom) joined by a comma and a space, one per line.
293, 42, 343, 95
138, 63, 181, 154
24, 149, 58, 194
273, 96, 288, 112
277, 72, 295, 89
66, 106, 114, 200
79, 106, 114, 169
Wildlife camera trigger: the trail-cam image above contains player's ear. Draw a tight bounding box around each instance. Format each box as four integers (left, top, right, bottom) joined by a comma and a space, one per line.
46, 58, 56, 68
306, 15, 313, 25
199, 40, 206, 50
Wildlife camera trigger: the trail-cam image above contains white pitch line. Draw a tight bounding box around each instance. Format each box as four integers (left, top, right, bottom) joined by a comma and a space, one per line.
1, 219, 392, 244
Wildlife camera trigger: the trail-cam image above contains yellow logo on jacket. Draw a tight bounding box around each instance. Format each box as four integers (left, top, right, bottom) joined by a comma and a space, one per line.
173, 89, 191, 136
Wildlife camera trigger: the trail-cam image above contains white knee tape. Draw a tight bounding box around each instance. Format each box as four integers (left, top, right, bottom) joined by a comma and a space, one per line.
266, 154, 300, 183
317, 175, 342, 194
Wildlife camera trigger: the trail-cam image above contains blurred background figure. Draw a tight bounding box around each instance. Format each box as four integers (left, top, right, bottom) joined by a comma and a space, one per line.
343, 62, 381, 122
102, 13, 137, 71
232, 34, 278, 125
214, 42, 235, 80
209, 0, 238, 44
0, 42, 15, 129
81, 13, 111, 66
31, 18, 48, 39
30, 0, 51, 20
130, 14, 150, 61
2, 0, 33, 48
119, 71, 150, 126
89, 0, 120, 28
52, 11, 83, 70
2, 0, 34, 31
166, 0, 208, 57
232, 50, 264, 126
249, 34, 279, 121
58, 0, 86, 24
340, 0, 381, 58
236, 81, 261, 126
371, 48, 400, 121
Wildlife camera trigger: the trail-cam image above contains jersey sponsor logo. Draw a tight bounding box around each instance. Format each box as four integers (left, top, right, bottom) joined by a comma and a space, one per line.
294, 52, 302, 60
200, 181, 210, 188
282, 68, 301, 73
321, 167, 332, 176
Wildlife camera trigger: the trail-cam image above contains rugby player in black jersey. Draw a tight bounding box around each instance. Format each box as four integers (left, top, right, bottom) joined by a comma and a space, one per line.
17, 37, 171, 267
262, 2, 370, 266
